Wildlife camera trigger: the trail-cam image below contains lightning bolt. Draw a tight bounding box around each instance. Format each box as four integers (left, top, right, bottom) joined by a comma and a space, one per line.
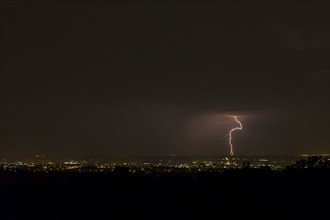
228, 116, 242, 156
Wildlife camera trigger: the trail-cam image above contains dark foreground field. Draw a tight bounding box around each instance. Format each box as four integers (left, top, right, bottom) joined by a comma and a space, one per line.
1, 168, 329, 220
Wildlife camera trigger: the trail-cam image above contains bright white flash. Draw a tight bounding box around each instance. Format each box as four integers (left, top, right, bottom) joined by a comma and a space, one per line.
228, 116, 243, 156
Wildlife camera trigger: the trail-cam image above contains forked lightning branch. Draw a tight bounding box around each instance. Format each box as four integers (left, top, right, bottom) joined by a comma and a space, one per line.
228, 116, 243, 156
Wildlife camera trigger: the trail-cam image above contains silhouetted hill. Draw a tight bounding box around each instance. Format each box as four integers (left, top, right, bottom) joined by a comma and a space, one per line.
0, 157, 329, 220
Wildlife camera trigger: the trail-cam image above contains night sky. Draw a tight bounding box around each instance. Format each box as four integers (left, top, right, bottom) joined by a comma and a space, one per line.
1, 1, 329, 159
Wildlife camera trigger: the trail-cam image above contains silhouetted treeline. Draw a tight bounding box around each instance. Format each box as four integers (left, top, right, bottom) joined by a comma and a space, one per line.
0, 156, 329, 220
287, 156, 330, 170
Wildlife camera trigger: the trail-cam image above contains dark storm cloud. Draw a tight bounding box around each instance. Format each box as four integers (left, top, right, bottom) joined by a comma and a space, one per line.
1, 1, 329, 158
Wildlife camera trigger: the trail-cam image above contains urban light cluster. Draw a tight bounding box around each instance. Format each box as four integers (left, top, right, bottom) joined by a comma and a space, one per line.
1, 155, 319, 173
